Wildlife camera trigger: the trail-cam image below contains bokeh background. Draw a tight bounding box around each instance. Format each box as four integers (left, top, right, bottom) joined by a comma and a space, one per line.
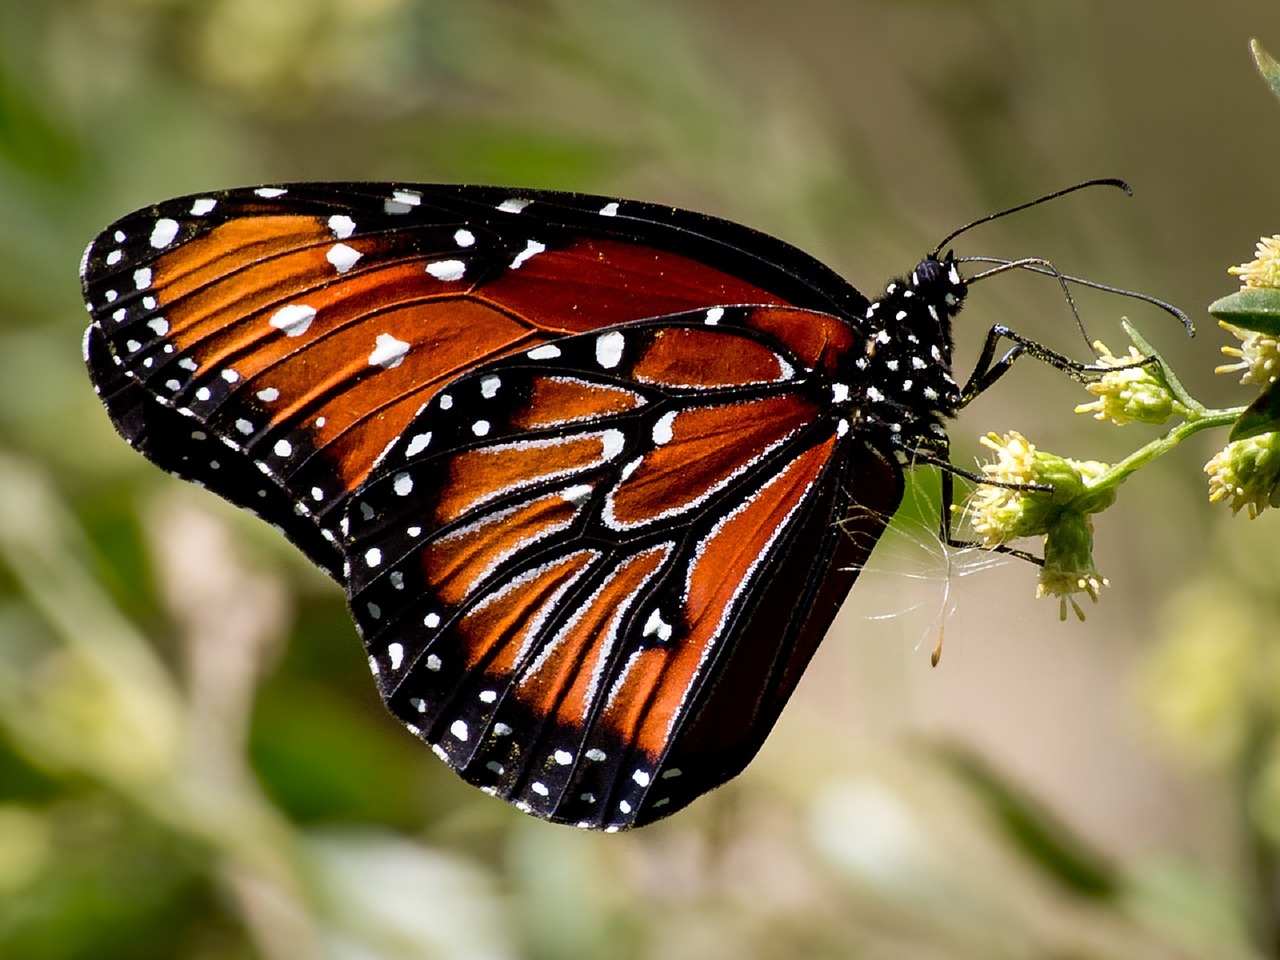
4, 1, 1280, 958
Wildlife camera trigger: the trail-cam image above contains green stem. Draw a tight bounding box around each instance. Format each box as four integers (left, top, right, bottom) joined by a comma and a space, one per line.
1086, 407, 1245, 492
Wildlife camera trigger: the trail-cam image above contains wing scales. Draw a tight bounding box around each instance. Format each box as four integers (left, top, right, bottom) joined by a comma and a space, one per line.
81, 184, 885, 829
346, 309, 877, 827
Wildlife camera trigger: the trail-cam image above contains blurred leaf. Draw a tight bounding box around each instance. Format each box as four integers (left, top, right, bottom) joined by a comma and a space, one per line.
1209, 288, 1280, 336
249, 679, 441, 827
1250, 39, 1280, 106
934, 744, 1119, 900
0, 61, 80, 185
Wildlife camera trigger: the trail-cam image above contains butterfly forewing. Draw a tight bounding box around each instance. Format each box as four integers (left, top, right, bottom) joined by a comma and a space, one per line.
81, 184, 871, 583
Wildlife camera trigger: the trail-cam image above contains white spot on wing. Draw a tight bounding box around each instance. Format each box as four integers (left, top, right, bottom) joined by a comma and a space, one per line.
326, 243, 361, 273
405, 433, 431, 457
387, 642, 403, 670
454, 228, 475, 247
497, 198, 531, 213
599, 201, 619, 216
480, 375, 501, 398
255, 187, 287, 198
150, 218, 179, 248
191, 198, 217, 215
368, 333, 410, 369
328, 214, 355, 238
510, 239, 546, 269
393, 472, 413, 496
652, 411, 677, 446
643, 608, 672, 641
426, 259, 466, 282
385, 190, 422, 214
527, 344, 561, 360
450, 719, 469, 741
269, 303, 316, 337
133, 267, 152, 289
596, 330, 624, 369
601, 430, 625, 461
704, 307, 724, 325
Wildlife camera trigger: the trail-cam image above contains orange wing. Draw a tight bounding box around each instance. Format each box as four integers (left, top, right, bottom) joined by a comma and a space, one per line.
82, 183, 893, 829
346, 307, 900, 829
84, 184, 871, 575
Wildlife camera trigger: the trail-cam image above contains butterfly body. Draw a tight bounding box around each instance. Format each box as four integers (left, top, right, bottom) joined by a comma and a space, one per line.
82, 183, 970, 829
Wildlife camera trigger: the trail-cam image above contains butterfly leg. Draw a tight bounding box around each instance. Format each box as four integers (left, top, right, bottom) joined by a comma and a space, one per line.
957, 324, 1155, 407
901, 444, 1046, 564
935, 464, 1043, 564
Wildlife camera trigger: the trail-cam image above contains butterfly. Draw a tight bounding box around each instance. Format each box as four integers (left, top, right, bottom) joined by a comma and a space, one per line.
80, 181, 1116, 831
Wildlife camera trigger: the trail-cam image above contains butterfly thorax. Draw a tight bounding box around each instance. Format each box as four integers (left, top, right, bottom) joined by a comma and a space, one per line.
838, 252, 967, 458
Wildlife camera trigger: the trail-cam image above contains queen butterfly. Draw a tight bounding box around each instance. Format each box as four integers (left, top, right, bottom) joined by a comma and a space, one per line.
80, 181, 1139, 830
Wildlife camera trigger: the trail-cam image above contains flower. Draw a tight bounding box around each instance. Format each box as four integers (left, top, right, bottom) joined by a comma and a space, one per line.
1228, 234, 1280, 289
1074, 340, 1177, 426
1205, 433, 1280, 517
1035, 510, 1110, 622
1215, 322, 1280, 385
963, 431, 1116, 620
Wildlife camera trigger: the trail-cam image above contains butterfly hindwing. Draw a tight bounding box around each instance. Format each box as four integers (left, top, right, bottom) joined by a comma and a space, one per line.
343, 307, 897, 828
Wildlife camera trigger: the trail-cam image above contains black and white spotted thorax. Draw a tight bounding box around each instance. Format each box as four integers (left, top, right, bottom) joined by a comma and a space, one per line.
833, 252, 967, 458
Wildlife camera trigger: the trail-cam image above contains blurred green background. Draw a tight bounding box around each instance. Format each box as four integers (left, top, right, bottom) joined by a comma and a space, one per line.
5, 1, 1280, 957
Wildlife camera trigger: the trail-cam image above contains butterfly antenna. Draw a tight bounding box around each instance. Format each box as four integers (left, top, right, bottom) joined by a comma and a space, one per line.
931, 178, 1132, 258
963, 254, 1195, 340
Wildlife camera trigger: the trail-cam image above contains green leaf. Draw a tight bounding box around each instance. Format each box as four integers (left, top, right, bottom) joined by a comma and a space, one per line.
1208, 288, 1280, 335
1251, 39, 1280, 105
933, 745, 1119, 899
1229, 381, 1280, 441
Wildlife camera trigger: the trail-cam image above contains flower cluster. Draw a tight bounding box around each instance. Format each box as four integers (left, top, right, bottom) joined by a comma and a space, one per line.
964, 431, 1114, 621
1205, 434, 1280, 518
1075, 341, 1178, 426
1205, 233, 1280, 515
1215, 323, 1280, 386
1228, 234, 1280, 289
